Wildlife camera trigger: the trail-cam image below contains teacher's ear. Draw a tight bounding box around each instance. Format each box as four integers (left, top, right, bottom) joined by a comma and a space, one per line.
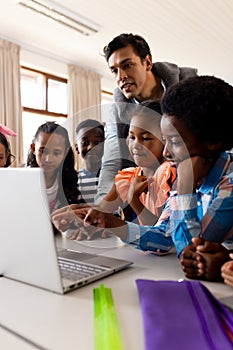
30, 143, 36, 154
74, 143, 80, 154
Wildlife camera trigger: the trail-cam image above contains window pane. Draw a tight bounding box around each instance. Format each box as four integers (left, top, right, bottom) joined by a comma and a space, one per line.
101, 91, 113, 105
48, 79, 67, 114
20, 68, 46, 109
101, 91, 113, 122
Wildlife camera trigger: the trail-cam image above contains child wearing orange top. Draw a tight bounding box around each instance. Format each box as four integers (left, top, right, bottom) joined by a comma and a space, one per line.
114, 158, 175, 225
52, 101, 176, 239
97, 101, 176, 226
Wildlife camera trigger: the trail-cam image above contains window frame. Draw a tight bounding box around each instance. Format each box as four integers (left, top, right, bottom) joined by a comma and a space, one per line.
21, 66, 68, 118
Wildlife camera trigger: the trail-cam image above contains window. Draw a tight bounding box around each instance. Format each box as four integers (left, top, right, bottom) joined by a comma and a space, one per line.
21, 67, 113, 163
101, 89, 113, 123
20, 67, 68, 163
21, 67, 68, 116
101, 89, 113, 105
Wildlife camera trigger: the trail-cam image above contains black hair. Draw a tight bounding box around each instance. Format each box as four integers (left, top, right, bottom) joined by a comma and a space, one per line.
0, 132, 15, 167
103, 33, 151, 62
161, 75, 233, 151
75, 119, 104, 138
27, 121, 78, 206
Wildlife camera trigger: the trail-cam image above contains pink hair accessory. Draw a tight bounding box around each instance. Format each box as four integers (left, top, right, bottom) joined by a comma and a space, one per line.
0, 124, 17, 139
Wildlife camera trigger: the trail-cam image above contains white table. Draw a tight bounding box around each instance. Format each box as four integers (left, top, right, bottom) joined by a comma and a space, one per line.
0, 326, 42, 350
0, 234, 232, 350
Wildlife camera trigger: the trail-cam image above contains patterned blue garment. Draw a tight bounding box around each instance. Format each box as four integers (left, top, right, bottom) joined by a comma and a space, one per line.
126, 152, 233, 258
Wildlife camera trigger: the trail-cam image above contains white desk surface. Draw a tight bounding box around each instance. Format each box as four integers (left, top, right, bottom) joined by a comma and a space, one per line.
0, 327, 41, 350
0, 234, 232, 350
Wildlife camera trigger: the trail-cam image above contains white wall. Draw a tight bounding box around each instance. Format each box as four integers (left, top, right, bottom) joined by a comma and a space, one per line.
20, 48, 114, 92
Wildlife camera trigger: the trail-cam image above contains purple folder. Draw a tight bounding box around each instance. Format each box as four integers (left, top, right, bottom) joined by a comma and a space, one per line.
136, 279, 233, 350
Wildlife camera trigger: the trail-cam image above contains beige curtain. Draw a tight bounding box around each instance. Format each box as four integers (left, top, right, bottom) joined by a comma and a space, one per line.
0, 39, 23, 166
67, 64, 102, 169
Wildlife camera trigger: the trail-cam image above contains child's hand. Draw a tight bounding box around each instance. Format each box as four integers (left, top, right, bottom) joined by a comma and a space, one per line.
83, 208, 127, 239
181, 237, 229, 281
127, 175, 148, 203
180, 239, 204, 279
52, 204, 81, 215
69, 226, 106, 241
68, 208, 113, 241
51, 206, 88, 232
84, 208, 110, 228
221, 255, 233, 288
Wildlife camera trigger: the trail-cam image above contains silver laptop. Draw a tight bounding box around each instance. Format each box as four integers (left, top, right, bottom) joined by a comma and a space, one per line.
219, 295, 233, 312
0, 168, 133, 294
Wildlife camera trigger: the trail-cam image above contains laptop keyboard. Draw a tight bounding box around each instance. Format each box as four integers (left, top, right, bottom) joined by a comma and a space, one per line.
58, 258, 107, 281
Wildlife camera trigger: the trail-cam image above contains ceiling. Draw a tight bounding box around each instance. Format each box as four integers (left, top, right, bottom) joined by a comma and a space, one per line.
1, 0, 233, 90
